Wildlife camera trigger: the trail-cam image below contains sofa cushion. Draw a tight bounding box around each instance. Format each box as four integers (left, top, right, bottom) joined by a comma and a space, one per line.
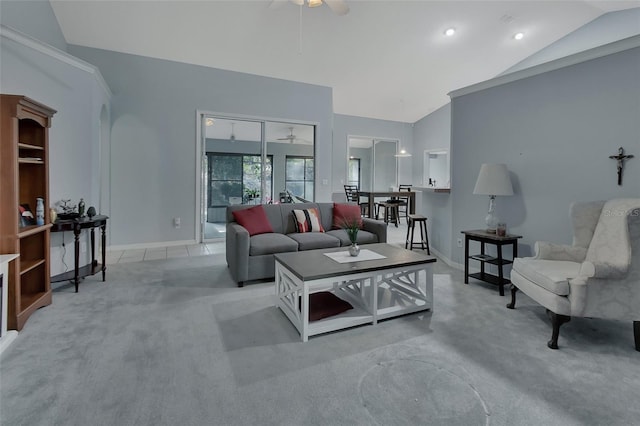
512, 258, 581, 296
287, 232, 341, 251
232, 205, 273, 236
332, 203, 363, 230
292, 208, 325, 233
326, 229, 379, 246
249, 233, 299, 256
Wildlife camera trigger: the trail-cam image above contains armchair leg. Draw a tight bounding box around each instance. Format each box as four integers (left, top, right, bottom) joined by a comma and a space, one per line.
547, 310, 571, 349
506, 284, 518, 309
238, 281, 244, 288
634, 321, 640, 352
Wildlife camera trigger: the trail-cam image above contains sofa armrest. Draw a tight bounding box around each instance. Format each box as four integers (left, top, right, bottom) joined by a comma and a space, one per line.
226, 222, 250, 283
362, 217, 387, 243
534, 241, 587, 262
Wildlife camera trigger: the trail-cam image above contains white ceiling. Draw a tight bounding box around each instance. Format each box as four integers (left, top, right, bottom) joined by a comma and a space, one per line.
50, 0, 638, 123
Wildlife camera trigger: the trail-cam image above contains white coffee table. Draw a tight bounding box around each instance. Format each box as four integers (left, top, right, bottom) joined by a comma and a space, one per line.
274, 243, 436, 341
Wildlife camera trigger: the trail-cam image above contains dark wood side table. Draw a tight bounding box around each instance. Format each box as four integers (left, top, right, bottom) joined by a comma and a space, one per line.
51, 215, 108, 292
462, 229, 522, 296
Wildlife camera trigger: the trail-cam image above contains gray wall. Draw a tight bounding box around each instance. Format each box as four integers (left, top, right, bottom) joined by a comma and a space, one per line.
1, 9, 110, 276
68, 46, 333, 246
412, 104, 453, 258
450, 46, 640, 266
0, 0, 67, 51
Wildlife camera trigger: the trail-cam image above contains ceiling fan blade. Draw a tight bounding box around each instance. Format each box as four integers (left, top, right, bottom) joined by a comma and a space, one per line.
324, 0, 349, 16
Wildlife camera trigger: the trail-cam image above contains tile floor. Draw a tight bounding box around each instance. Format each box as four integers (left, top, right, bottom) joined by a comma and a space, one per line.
105, 221, 414, 265
106, 242, 226, 264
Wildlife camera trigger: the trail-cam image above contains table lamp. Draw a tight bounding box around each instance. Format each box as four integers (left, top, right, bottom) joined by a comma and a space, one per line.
473, 163, 514, 233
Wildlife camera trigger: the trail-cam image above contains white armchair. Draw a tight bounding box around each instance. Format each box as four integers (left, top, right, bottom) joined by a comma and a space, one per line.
507, 199, 640, 350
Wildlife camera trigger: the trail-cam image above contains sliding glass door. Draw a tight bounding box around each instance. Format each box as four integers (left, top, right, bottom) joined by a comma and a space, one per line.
202, 116, 315, 240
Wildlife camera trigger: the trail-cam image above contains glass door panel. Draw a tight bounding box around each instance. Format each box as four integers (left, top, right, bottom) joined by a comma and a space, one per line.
202, 117, 315, 240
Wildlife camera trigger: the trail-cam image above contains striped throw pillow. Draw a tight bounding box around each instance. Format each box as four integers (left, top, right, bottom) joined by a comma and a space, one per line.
292, 208, 325, 233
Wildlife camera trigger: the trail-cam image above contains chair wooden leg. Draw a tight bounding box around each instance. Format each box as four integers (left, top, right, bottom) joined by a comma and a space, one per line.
506, 284, 518, 309
547, 310, 571, 349
634, 321, 640, 352
238, 281, 244, 288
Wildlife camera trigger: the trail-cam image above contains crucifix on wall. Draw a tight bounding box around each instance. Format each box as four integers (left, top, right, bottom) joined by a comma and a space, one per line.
609, 147, 634, 186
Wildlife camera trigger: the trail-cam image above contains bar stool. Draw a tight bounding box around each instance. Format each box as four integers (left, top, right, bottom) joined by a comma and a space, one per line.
405, 214, 430, 253
376, 201, 399, 227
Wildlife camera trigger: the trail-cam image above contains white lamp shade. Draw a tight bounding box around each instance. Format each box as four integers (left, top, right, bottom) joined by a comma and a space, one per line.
473, 163, 514, 196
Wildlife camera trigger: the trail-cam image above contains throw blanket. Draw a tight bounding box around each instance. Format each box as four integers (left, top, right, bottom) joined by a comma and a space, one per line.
584, 198, 640, 278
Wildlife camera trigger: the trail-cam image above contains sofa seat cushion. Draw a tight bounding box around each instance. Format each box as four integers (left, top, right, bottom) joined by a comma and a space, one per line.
326, 229, 379, 246
512, 258, 581, 296
287, 232, 341, 251
249, 233, 299, 256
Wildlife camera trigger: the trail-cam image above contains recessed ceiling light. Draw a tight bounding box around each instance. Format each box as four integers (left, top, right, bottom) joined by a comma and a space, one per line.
514, 32, 524, 40
444, 28, 456, 36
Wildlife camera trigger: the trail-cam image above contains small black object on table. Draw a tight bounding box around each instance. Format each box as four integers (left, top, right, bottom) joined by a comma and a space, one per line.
462, 229, 522, 296
51, 215, 109, 292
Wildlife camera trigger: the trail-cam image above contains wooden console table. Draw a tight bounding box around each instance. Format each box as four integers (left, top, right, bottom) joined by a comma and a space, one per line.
462, 229, 522, 296
51, 215, 108, 292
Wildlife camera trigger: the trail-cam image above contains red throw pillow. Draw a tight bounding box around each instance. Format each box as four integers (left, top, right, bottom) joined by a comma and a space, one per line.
231, 205, 273, 236
332, 203, 363, 230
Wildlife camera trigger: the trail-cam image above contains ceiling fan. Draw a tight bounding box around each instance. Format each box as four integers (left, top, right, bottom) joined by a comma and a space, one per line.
269, 0, 349, 16
277, 127, 309, 144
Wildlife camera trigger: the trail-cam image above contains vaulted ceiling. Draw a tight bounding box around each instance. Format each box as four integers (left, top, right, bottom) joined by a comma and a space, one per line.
50, 1, 638, 123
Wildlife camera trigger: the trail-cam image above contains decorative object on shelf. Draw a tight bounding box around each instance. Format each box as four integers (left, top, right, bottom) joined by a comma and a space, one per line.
35, 197, 45, 225
497, 223, 507, 237
56, 199, 78, 220
473, 163, 514, 234
87, 206, 96, 218
18, 204, 35, 227
78, 198, 86, 217
50, 208, 57, 223
608, 147, 634, 186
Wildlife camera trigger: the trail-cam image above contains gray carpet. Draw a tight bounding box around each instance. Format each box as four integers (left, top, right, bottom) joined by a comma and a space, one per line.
1, 250, 639, 426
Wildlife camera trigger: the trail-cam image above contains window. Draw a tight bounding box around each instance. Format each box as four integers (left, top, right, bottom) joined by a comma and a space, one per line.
348, 158, 360, 188
207, 153, 272, 207
285, 156, 314, 200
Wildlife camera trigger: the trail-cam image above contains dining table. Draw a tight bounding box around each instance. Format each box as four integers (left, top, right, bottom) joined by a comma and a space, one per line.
358, 191, 416, 218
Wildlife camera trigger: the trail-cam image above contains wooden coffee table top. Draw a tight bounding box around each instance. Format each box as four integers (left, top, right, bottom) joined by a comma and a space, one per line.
274, 243, 436, 282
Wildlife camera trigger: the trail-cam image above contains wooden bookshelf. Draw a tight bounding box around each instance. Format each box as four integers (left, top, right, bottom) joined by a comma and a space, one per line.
0, 95, 56, 331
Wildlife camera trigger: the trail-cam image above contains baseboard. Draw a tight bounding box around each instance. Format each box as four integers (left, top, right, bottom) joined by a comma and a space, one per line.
0, 330, 18, 355
428, 247, 464, 271
108, 239, 199, 252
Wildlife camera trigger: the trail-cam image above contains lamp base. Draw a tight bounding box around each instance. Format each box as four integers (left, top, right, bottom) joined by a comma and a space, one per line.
484, 196, 499, 234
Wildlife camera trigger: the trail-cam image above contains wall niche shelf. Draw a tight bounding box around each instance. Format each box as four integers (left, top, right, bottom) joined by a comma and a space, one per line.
416, 187, 451, 193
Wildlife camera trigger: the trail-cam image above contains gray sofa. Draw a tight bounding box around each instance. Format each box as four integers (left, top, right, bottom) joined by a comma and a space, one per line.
226, 202, 387, 286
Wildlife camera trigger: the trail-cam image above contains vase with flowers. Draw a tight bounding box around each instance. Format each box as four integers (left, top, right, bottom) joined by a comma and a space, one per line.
341, 217, 361, 257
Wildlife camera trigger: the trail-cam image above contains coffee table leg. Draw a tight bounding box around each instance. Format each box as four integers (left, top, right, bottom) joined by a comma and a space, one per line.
302, 284, 309, 342
372, 275, 378, 324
